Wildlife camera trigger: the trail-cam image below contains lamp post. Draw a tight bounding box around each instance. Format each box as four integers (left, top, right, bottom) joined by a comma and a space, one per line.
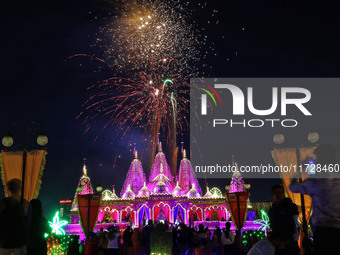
273, 129, 319, 240
2, 122, 48, 203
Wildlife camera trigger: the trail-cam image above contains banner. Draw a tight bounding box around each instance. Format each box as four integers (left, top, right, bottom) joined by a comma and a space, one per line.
0, 150, 47, 201
271, 147, 315, 223
226, 192, 250, 230
77, 194, 101, 235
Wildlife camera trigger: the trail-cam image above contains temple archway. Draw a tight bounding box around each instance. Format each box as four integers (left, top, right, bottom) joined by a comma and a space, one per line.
173, 204, 186, 223
152, 202, 170, 223
189, 205, 203, 222
204, 205, 229, 221
98, 206, 112, 223
137, 204, 151, 226
121, 206, 136, 225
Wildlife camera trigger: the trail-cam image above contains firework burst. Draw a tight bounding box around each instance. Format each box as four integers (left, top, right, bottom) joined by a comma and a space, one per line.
95, 0, 205, 74
79, 58, 192, 144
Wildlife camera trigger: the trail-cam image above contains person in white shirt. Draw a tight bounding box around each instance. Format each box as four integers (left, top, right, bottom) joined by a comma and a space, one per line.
221, 222, 234, 255
105, 226, 121, 255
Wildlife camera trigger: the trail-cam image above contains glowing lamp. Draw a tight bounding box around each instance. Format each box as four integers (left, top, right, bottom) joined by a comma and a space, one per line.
37, 135, 48, 146
308, 132, 319, 143
2, 136, 13, 147
273, 133, 284, 144
96, 186, 103, 193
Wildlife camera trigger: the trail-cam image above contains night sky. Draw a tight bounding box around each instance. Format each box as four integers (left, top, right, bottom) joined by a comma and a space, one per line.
1, 0, 340, 220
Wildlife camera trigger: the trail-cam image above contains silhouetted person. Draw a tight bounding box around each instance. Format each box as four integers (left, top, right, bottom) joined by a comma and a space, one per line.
290, 144, 340, 255
177, 223, 190, 255
98, 227, 108, 253
210, 227, 222, 255
142, 220, 155, 255
232, 230, 245, 255
221, 222, 234, 255
0, 178, 28, 255
268, 184, 299, 255
105, 226, 120, 255
132, 228, 144, 255
269, 184, 298, 236
122, 226, 133, 255
197, 224, 208, 242
27, 199, 49, 255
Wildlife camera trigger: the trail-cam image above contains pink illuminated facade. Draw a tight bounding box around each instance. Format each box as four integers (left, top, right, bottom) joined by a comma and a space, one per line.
65, 147, 259, 238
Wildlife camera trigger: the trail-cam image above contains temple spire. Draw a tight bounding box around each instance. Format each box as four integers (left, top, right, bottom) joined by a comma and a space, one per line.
159, 142, 163, 152
120, 149, 146, 197
176, 147, 202, 195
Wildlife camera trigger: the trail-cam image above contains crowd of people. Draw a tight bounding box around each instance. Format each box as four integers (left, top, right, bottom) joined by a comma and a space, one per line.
1, 144, 340, 255
80, 220, 246, 255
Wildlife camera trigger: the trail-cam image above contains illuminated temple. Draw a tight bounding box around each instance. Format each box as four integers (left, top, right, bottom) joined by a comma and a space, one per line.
64, 143, 262, 238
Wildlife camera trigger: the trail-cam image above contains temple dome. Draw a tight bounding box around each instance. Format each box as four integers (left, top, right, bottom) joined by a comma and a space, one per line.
153, 180, 171, 194
187, 183, 201, 198
102, 185, 120, 200
203, 186, 213, 198
122, 185, 136, 199
111, 185, 119, 199
172, 181, 184, 197
137, 182, 151, 197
